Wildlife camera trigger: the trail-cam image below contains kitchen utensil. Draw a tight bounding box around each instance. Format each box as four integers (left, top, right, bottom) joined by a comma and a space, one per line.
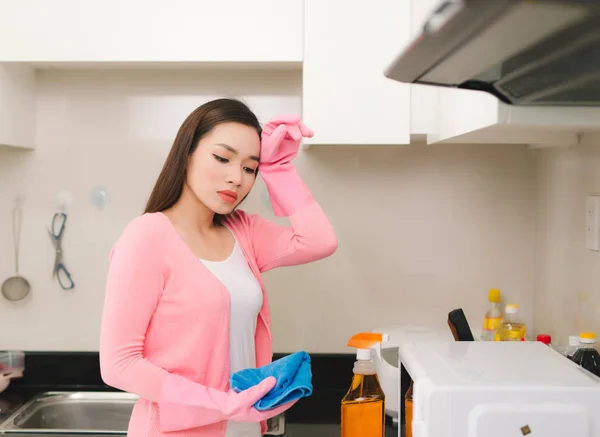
447, 308, 475, 341
48, 212, 75, 290
1, 203, 30, 301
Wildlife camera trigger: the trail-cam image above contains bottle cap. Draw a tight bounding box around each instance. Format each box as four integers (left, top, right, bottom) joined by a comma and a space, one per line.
580, 332, 596, 343
505, 304, 519, 314
356, 348, 372, 360
488, 288, 501, 303
537, 334, 551, 345
347, 332, 388, 349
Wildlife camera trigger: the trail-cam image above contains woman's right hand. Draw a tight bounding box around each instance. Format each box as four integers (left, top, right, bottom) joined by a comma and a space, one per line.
224, 376, 278, 419
159, 375, 297, 431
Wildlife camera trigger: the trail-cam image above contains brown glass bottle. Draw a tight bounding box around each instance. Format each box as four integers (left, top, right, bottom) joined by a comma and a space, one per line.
405, 382, 413, 437
341, 358, 385, 437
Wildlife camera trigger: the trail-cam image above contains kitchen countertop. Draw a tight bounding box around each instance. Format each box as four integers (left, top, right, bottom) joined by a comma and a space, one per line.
284, 423, 402, 437
2, 390, 402, 437
2, 351, 376, 435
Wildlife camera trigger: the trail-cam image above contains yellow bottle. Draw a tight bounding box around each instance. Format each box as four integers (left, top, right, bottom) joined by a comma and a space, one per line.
495, 303, 527, 341
341, 332, 387, 437
481, 288, 503, 341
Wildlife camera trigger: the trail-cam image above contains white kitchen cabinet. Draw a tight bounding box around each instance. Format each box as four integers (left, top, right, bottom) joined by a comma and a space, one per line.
0, 0, 303, 64
302, 0, 411, 146
428, 87, 600, 146
0, 64, 35, 149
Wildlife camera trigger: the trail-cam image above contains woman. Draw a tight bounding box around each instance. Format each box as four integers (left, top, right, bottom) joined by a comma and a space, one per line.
99, 98, 337, 437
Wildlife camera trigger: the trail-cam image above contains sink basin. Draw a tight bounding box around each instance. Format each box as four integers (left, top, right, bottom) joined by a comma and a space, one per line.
0, 392, 138, 434
0, 391, 285, 436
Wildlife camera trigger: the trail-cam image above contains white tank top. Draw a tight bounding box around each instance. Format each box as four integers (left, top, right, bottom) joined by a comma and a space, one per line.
199, 232, 263, 437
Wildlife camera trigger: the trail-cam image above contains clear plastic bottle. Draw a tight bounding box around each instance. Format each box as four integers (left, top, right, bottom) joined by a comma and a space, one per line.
570, 332, 600, 377
341, 333, 386, 437
481, 288, 503, 341
495, 304, 527, 341
565, 335, 582, 359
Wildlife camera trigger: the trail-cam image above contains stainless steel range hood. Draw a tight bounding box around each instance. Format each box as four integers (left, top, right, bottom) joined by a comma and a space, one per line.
385, 0, 600, 107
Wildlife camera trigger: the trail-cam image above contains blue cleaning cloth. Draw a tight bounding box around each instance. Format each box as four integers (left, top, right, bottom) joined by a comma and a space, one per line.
230, 351, 312, 411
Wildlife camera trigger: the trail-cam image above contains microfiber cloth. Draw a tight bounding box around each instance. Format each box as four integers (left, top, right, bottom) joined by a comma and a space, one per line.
230, 351, 312, 411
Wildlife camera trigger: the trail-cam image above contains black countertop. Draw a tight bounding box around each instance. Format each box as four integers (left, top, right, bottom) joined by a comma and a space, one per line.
1, 389, 403, 437
1, 351, 404, 436
284, 423, 402, 437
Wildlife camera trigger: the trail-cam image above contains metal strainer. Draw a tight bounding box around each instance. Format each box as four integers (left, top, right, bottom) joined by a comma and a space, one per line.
1, 202, 30, 301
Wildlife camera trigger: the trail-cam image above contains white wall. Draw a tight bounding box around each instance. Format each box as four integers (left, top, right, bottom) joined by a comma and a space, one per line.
533, 143, 600, 349
0, 69, 537, 352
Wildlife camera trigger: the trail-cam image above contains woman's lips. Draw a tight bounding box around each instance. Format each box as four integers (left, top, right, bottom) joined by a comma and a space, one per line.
217, 190, 238, 204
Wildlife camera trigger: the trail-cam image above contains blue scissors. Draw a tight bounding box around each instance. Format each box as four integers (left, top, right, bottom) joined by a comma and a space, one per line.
47, 212, 75, 290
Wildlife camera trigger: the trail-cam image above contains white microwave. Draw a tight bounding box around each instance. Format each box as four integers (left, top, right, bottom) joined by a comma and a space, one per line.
396, 332, 600, 437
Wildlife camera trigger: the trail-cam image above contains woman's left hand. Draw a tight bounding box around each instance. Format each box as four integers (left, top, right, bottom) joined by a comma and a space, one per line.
260, 115, 314, 167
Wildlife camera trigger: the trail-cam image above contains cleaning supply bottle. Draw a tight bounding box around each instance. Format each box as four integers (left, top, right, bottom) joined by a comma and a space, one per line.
341, 332, 388, 437
570, 332, 600, 376
481, 288, 503, 341
405, 382, 414, 437
495, 304, 527, 341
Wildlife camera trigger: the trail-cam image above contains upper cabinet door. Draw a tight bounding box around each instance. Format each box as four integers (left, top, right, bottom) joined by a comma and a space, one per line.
302, 0, 411, 146
0, 0, 303, 63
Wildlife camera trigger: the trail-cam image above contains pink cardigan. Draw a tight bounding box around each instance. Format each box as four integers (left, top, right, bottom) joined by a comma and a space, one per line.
99, 201, 337, 437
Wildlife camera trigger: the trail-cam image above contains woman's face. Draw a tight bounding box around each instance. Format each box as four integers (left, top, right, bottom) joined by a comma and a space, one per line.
186, 122, 261, 215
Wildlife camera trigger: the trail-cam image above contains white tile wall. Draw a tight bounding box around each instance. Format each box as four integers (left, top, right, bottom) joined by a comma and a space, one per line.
0, 69, 537, 352
534, 143, 600, 349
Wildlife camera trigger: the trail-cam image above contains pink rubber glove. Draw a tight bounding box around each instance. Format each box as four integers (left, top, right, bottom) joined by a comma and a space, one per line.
158, 374, 296, 432
260, 115, 316, 217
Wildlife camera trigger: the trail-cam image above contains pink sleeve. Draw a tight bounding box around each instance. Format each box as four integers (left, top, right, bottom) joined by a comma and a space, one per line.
99, 216, 170, 402
248, 202, 338, 273
248, 161, 337, 272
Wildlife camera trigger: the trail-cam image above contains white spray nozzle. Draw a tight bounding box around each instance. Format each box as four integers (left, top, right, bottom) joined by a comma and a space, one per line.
356, 348, 372, 361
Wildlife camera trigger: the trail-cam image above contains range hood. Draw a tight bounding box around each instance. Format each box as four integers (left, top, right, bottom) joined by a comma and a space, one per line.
385, 0, 600, 107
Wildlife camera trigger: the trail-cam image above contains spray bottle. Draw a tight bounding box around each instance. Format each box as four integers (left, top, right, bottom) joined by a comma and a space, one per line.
341, 332, 388, 437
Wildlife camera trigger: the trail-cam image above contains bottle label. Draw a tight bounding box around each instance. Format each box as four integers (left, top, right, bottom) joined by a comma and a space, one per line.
483, 316, 502, 331
341, 400, 384, 437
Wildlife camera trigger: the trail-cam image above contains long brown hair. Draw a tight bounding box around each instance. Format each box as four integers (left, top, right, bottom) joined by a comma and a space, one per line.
144, 98, 262, 225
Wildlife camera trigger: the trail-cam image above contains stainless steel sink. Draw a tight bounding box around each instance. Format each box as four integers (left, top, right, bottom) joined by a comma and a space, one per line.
0, 392, 138, 434
0, 391, 286, 436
